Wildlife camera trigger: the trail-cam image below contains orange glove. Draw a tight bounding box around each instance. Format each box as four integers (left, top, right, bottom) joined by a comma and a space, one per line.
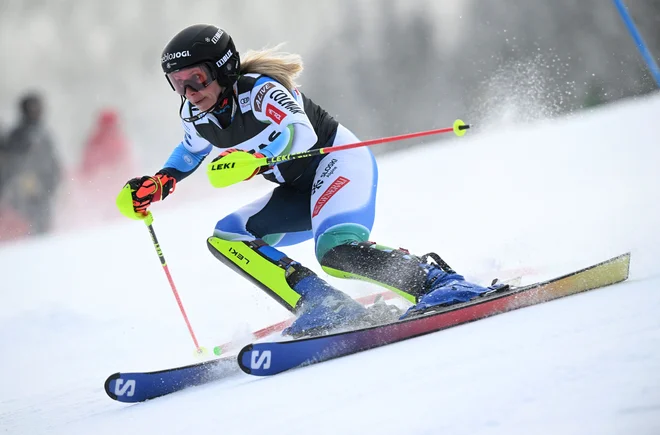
126, 172, 176, 214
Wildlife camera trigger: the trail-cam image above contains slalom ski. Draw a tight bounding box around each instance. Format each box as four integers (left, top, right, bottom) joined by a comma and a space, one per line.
104, 291, 398, 403
104, 356, 239, 403
238, 253, 631, 376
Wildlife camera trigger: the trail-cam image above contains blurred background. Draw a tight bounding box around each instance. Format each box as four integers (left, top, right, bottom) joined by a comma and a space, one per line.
0, 0, 658, 243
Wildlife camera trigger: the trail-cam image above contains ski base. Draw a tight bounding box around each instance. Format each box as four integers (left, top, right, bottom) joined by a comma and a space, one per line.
238, 253, 631, 376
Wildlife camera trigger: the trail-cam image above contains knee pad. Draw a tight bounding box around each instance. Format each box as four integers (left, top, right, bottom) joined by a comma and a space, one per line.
315, 223, 371, 262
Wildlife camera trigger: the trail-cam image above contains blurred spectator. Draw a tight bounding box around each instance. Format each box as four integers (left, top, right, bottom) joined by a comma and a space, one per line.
0, 122, 4, 186
79, 109, 132, 179
0, 92, 62, 238
53, 108, 135, 231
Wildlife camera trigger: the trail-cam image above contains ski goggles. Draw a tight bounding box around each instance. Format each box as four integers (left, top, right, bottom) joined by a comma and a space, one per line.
166, 63, 215, 95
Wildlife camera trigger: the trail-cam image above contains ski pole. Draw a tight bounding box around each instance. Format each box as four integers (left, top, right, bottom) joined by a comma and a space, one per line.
612, 0, 660, 87
267, 119, 470, 166
208, 119, 469, 186
142, 212, 206, 356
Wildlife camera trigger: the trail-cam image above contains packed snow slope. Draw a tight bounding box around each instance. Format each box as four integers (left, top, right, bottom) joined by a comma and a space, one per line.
1, 94, 659, 435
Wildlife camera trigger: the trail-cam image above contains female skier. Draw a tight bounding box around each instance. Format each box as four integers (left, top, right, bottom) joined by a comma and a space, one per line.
116, 24, 500, 336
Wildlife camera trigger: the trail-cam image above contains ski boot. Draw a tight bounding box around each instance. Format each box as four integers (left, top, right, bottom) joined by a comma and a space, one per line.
400, 252, 507, 318
283, 264, 369, 338
319, 241, 507, 320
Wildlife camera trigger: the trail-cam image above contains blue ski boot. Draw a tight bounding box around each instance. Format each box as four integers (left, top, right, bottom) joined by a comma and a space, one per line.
283, 264, 368, 337
400, 253, 504, 318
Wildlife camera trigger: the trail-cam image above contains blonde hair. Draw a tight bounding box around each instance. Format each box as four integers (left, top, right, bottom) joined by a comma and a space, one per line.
240, 44, 303, 90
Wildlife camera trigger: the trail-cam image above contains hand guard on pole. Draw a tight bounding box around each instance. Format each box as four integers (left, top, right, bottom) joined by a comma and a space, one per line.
116, 172, 176, 220
206, 148, 268, 188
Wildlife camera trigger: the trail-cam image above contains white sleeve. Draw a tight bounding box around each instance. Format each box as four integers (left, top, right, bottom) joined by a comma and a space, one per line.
252, 80, 318, 155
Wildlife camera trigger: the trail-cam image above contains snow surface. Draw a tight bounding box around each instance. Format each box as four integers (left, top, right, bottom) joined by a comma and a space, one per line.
1, 95, 660, 434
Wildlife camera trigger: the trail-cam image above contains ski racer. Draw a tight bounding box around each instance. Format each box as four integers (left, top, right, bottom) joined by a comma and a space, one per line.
116, 24, 503, 336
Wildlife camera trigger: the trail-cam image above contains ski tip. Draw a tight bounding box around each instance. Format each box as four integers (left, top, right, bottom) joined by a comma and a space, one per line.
237, 344, 254, 375
104, 372, 121, 400
611, 252, 631, 280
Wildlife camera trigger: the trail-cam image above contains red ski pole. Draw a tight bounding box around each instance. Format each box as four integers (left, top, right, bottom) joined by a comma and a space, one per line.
267, 119, 470, 166
208, 120, 470, 188
142, 213, 207, 356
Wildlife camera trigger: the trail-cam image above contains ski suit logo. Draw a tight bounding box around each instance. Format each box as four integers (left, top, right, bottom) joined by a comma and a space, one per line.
313, 176, 350, 217
238, 91, 251, 114
312, 179, 324, 195
269, 89, 304, 115
320, 159, 338, 178
266, 104, 286, 124
254, 83, 275, 112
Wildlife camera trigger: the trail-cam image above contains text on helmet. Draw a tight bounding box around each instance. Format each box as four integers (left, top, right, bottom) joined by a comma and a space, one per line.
216, 50, 233, 68
162, 51, 191, 63
211, 30, 224, 44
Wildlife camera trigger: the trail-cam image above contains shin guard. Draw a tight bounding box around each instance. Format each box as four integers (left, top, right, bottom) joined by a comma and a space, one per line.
207, 237, 301, 312
207, 237, 365, 324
